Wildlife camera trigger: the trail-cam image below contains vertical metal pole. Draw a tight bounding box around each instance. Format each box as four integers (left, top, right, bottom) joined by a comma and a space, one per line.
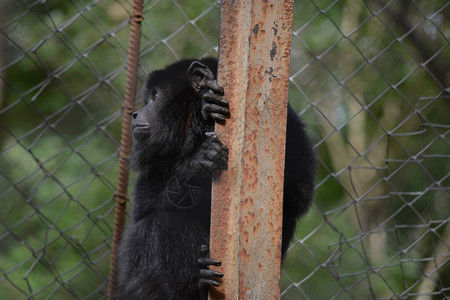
108, 1, 143, 299
209, 0, 294, 299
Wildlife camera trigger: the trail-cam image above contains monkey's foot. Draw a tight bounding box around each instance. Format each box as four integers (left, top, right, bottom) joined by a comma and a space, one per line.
197, 245, 223, 288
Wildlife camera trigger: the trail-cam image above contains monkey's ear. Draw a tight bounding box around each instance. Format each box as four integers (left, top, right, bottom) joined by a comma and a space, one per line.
187, 61, 214, 93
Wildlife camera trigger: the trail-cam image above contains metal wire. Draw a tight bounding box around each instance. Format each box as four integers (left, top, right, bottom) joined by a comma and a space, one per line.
107, 1, 144, 298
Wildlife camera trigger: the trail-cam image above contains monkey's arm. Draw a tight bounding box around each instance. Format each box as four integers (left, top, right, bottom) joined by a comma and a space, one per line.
281, 106, 316, 256
175, 61, 230, 177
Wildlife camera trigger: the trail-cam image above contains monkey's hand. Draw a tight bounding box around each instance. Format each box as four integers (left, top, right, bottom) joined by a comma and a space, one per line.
198, 245, 223, 290
187, 60, 230, 125
200, 87, 230, 125
192, 132, 228, 178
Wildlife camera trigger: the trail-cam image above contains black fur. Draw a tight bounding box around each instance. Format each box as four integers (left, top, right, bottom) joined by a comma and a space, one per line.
117, 58, 315, 299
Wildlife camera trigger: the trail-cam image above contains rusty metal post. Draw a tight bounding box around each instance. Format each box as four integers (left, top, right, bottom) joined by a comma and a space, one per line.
209, 0, 294, 299
107, 1, 143, 299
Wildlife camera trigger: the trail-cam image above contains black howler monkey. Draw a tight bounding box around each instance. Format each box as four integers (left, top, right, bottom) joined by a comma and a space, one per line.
117, 58, 315, 299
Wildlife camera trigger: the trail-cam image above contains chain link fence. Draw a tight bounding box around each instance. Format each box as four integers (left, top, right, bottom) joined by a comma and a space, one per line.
0, 0, 448, 299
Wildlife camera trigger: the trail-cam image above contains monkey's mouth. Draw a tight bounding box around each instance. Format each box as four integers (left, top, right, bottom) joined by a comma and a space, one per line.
132, 124, 151, 135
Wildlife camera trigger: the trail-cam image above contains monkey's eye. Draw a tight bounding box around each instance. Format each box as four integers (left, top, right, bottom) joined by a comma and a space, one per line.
150, 89, 158, 101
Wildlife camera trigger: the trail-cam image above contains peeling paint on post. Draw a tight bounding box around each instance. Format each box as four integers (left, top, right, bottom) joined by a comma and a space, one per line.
209, 1, 294, 299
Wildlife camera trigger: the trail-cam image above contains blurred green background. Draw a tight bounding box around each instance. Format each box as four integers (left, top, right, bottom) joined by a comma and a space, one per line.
0, 0, 448, 299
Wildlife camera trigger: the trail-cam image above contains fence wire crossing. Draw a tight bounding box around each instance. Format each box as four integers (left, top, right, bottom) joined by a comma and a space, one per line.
0, 0, 448, 299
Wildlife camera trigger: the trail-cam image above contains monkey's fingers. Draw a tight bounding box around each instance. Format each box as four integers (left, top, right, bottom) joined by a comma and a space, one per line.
203, 103, 230, 117
204, 149, 219, 161
200, 269, 223, 279
199, 278, 221, 288
200, 244, 209, 256
203, 93, 228, 107
204, 132, 227, 147
199, 160, 215, 171
198, 257, 222, 267
203, 139, 227, 153
219, 156, 228, 170
210, 113, 227, 125
205, 137, 228, 167
206, 151, 228, 169
206, 81, 224, 96
201, 105, 230, 125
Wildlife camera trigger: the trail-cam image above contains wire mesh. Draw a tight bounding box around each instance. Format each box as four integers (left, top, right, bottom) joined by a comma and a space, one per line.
0, 0, 448, 299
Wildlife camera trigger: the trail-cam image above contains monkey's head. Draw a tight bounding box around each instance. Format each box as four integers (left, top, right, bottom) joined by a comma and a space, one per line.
130, 58, 218, 172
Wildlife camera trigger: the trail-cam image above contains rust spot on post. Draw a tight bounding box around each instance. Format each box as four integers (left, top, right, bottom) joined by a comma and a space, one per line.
209, 0, 294, 299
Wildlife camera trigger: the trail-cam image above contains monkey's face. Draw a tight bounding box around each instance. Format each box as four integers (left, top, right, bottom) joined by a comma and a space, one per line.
132, 82, 176, 138
132, 102, 156, 139
133, 69, 201, 142
129, 59, 218, 171
130, 85, 179, 171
